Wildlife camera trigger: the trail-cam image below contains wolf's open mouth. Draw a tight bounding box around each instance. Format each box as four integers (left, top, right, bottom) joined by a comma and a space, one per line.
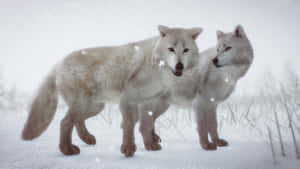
173, 70, 183, 76
212, 57, 223, 68
214, 64, 222, 68
212, 59, 223, 68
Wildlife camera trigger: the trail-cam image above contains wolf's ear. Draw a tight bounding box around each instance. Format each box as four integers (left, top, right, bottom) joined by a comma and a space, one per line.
187, 27, 203, 40
217, 30, 225, 39
158, 25, 170, 37
234, 25, 245, 38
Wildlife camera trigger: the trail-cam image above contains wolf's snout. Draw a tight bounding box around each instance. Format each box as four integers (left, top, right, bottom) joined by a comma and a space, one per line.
173, 62, 184, 76
212, 57, 218, 65
212, 57, 221, 68
175, 62, 184, 71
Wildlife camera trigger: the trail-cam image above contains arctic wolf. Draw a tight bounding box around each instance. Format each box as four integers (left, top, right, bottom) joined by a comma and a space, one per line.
22, 25, 203, 157
138, 25, 254, 151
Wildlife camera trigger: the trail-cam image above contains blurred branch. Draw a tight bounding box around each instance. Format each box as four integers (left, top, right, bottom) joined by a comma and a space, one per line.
274, 110, 286, 157
267, 125, 276, 163
227, 103, 236, 124
281, 85, 300, 159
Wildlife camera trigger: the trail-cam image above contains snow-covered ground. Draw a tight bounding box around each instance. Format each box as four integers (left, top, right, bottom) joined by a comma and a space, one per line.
1, 95, 299, 169
1, 0, 300, 168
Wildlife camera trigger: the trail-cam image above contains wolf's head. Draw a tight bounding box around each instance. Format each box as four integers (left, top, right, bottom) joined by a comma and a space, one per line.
212, 25, 253, 68
153, 25, 203, 76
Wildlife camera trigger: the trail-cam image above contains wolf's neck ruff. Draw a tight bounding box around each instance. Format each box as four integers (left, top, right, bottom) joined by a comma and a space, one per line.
217, 56, 252, 81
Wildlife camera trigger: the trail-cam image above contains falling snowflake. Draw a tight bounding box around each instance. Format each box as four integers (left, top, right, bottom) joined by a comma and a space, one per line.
210, 97, 215, 102
224, 77, 229, 83
81, 50, 87, 55
95, 157, 100, 162
134, 45, 140, 51
148, 111, 153, 116
159, 60, 165, 67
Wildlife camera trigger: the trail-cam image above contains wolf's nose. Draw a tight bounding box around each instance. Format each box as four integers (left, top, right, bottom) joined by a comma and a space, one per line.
212, 57, 218, 65
175, 62, 184, 71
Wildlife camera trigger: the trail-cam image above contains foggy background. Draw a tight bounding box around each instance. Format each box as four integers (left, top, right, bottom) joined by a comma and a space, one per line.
0, 0, 299, 94
1, 1, 300, 168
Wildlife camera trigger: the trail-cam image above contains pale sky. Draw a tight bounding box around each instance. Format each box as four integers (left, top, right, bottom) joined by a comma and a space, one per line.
0, 0, 299, 94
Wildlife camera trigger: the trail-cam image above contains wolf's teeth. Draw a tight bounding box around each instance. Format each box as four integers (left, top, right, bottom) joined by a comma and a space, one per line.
148, 111, 153, 116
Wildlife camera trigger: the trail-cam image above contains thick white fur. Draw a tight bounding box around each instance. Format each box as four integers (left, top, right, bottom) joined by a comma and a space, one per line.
138, 25, 254, 151
22, 25, 203, 157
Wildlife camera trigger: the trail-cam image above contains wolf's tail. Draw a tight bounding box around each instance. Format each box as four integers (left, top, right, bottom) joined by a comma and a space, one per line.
22, 69, 58, 140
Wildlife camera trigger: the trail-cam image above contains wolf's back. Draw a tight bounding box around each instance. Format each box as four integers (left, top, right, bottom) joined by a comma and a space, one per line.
22, 69, 58, 140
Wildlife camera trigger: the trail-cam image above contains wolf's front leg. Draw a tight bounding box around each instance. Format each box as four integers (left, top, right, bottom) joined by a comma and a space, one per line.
139, 112, 161, 151
193, 95, 217, 150
207, 108, 228, 147
139, 97, 169, 151
120, 98, 138, 157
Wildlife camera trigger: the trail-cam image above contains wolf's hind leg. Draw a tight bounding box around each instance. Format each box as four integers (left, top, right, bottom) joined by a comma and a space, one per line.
152, 126, 161, 144
59, 112, 80, 155
151, 102, 169, 144
76, 121, 95, 145
75, 103, 105, 145
207, 108, 228, 147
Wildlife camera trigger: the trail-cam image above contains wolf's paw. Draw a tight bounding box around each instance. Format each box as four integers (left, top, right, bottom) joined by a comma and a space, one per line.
82, 134, 96, 145
60, 144, 80, 155
121, 143, 136, 157
145, 142, 162, 151
152, 132, 161, 143
202, 142, 217, 150
213, 138, 228, 147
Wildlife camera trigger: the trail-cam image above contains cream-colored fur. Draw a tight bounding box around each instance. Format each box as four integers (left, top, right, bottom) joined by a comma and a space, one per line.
22, 25, 203, 157
138, 25, 254, 151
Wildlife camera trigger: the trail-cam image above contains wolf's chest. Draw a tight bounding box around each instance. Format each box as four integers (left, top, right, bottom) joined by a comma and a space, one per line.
208, 78, 236, 102
167, 73, 198, 107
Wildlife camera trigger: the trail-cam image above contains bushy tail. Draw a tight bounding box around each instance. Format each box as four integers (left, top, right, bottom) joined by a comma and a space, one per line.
22, 69, 58, 140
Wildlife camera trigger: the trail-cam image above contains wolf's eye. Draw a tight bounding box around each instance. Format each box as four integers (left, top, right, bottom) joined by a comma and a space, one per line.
224, 46, 232, 52
183, 48, 189, 53
168, 48, 175, 52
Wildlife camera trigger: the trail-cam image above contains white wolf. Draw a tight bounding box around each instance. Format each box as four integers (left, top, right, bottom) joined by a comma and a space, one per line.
21, 25, 203, 157
138, 25, 254, 151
